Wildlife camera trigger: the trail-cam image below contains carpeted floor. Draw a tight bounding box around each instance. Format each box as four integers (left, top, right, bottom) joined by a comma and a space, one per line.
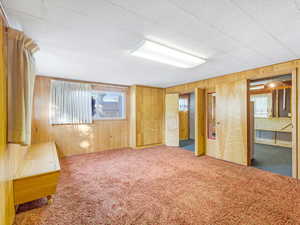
14, 146, 300, 225
252, 143, 292, 177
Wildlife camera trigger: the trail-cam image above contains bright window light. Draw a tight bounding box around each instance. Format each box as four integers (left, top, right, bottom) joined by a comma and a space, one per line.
131, 40, 206, 68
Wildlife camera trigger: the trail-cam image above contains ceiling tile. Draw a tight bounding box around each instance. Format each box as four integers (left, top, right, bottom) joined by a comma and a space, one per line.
7, 0, 300, 87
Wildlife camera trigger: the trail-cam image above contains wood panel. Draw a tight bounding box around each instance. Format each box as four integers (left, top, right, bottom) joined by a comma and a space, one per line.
179, 94, 189, 140
129, 86, 137, 148
165, 94, 179, 146
14, 172, 59, 205
32, 76, 130, 157
135, 86, 165, 147
166, 60, 300, 168
195, 88, 205, 156
13, 142, 60, 205
166, 60, 300, 94
179, 111, 189, 140
249, 102, 254, 163
216, 79, 248, 165
0, 14, 15, 225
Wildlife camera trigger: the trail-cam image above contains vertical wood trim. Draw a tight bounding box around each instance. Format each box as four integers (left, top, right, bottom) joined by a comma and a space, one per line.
247, 80, 251, 166
179, 94, 190, 140
292, 69, 298, 178
195, 88, 205, 156
129, 86, 137, 148
248, 102, 255, 165
162, 89, 166, 145
275, 89, 279, 117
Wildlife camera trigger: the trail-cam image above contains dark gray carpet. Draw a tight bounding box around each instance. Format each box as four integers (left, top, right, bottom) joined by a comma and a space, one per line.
252, 143, 292, 177
179, 139, 195, 152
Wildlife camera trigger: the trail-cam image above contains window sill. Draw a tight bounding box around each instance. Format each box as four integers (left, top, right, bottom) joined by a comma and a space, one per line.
93, 118, 127, 121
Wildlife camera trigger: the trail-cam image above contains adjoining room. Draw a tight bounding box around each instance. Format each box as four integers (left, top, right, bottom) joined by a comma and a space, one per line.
179, 93, 195, 152
3, 1, 300, 225
249, 74, 293, 177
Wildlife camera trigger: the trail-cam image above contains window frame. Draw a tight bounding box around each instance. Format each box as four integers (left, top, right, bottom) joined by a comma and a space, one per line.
91, 90, 126, 121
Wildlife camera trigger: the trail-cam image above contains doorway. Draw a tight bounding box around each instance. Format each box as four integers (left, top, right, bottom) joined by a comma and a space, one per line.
248, 74, 293, 177
179, 93, 195, 152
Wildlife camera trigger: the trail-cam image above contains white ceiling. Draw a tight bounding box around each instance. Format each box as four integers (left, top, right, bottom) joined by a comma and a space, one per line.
5, 0, 300, 87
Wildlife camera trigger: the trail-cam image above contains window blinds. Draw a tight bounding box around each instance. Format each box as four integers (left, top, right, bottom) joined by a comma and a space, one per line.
50, 80, 92, 124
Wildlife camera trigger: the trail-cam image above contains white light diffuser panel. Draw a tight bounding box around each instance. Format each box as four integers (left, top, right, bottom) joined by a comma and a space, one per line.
131, 40, 206, 68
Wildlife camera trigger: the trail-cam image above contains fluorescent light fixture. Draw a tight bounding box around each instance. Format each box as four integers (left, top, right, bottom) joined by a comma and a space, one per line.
249, 85, 264, 90
131, 40, 206, 68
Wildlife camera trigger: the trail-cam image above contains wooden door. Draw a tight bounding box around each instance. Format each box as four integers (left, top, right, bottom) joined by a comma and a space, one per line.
136, 86, 164, 147
195, 88, 206, 156
179, 94, 189, 140
249, 101, 254, 164
216, 79, 248, 165
179, 111, 189, 140
165, 94, 179, 146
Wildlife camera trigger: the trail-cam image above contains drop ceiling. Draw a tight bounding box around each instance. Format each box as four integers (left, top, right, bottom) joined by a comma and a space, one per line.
5, 0, 300, 87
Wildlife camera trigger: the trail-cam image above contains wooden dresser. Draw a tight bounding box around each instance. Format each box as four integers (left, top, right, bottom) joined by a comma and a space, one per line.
13, 142, 61, 205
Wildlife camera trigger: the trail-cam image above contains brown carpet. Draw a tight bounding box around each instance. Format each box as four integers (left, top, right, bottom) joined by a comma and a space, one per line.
14, 146, 300, 225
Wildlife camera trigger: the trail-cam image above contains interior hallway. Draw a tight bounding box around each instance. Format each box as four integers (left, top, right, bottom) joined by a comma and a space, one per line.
179, 139, 195, 152
14, 146, 300, 225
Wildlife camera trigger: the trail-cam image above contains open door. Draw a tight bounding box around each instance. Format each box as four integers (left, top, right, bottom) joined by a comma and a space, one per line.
179, 94, 189, 140
165, 94, 179, 146
216, 79, 248, 165
195, 88, 205, 156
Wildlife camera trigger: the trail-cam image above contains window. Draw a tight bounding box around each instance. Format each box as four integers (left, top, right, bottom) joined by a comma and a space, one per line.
50, 80, 93, 125
251, 94, 272, 118
50, 80, 126, 124
92, 91, 126, 120
207, 93, 216, 140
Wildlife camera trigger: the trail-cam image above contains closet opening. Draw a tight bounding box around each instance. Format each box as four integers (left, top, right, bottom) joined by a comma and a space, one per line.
179, 93, 195, 152
248, 74, 294, 177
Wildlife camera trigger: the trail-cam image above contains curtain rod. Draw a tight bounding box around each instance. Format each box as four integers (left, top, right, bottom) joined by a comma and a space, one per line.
0, 0, 10, 27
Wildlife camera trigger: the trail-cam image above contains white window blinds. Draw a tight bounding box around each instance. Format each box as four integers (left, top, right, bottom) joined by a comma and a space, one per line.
50, 80, 92, 124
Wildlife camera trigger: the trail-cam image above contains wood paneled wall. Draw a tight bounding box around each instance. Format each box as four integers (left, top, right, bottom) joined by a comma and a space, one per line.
166, 59, 300, 167
167, 60, 300, 94
32, 76, 130, 157
179, 111, 189, 140
179, 94, 189, 140
130, 85, 165, 148
0, 16, 14, 225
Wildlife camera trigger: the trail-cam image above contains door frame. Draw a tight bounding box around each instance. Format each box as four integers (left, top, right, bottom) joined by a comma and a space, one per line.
247, 68, 298, 178
195, 88, 206, 156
